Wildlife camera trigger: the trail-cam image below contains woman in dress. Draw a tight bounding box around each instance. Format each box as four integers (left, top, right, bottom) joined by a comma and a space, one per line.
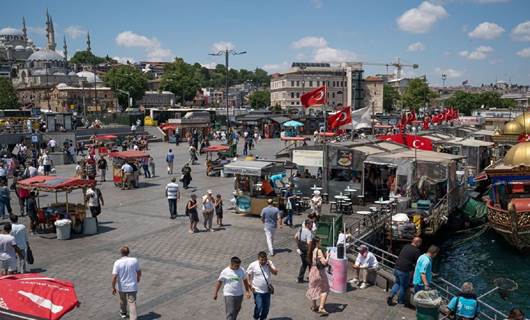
214, 194, 224, 227
306, 236, 330, 315
186, 194, 199, 234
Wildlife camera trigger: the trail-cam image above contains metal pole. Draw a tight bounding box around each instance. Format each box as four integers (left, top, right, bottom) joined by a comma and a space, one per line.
82, 81, 86, 118
93, 64, 97, 113
225, 50, 229, 128
371, 101, 375, 136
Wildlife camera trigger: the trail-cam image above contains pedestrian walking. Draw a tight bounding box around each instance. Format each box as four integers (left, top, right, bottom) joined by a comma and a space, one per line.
306, 236, 330, 315
165, 177, 180, 219
9, 215, 29, 273
148, 156, 156, 177
189, 146, 198, 165
47, 138, 57, 152
310, 190, 322, 217
413, 245, 439, 292
0, 223, 22, 275
112, 246, 141, 320
442, 282, 479, 320
121, 162, 134, 190
141, 157, 151, 178
166, 149, 175, 174
283, 185, 295, 227
215, 194, 224, 226
0, 180, 12, 219
175, 129, 180, 146
247, 252, 278, 320
202, 190, 215, 232
213, 256, 252, 320
26, 192, 38, 234
85, 185, 104, 226
387, 237, 422, 306
86, 157, 96, 180
260, 199, 281, 256
41, 152, 52, 176
186, 194, 199, 233
295, 219, 314, 283
97, 156, 108, 182
181, 163, 192, 189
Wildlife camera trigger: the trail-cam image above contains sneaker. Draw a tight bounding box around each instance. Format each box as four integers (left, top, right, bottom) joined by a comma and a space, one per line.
359, 282, 367, 289
120, 312, 127, 319
348, 278, 359, 285
386, 296, 393, 306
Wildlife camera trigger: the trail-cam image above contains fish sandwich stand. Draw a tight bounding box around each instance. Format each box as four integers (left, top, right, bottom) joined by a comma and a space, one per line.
16, 176, 97, 237
223, 160, 286, 215
108, 150, 150, 188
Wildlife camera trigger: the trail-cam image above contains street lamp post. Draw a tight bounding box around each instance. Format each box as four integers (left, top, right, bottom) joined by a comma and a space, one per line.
209, 49, 247, 128
442, 74, 447, 88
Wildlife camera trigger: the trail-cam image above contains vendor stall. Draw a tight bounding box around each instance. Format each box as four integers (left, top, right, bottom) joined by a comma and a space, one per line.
223, 160, 286, 215
282, 120, 304, 137
92, 134, 119, 155
16, 176, 96, 234
203, 145, 231, 176
108, 150, 149, 188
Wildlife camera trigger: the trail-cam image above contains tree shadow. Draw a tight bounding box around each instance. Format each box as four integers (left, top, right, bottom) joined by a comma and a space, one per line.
137, 312, 162, 320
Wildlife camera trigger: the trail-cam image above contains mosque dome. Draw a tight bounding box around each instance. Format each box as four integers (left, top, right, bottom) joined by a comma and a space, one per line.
503, 121, 524, 135
56, 83, 68, 89
504, 142, 530, 166
514, 113, 530, 132
77, 71, 102, 83
15, 45, 24, 51
0, 27, 23, 37
27, 49, 64, 62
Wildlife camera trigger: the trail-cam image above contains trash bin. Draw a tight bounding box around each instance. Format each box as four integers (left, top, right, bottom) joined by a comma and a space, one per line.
55, 219, 72, 240
326, 248, 348, 293
413, 290, 442, 320
83, 217, 98, 235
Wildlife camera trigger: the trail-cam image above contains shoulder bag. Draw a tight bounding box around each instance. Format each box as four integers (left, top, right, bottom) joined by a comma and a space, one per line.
27, 245, 34, 265
259, 264, 274, 295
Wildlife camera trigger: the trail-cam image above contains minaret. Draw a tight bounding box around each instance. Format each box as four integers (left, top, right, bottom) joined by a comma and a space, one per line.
22, 17, 27, 41
45, 10, 56, 50
63, 36, 68, 62
86, 31, 91, 53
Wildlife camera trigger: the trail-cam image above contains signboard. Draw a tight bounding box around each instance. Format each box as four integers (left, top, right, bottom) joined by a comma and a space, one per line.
336, 150, 353, 168
459, 116, 485, 126
292, 150, 324, 167
31, 134, 38, 144
223, 166, 263, 176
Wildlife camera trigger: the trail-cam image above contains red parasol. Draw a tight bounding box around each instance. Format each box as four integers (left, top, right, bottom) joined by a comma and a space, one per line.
108, 150, 150, 160
318, 132, 337, 137
94, 134, 117, 141
0, 273, 79, 320
201, 145, 230, 153
17, 176, 96, 192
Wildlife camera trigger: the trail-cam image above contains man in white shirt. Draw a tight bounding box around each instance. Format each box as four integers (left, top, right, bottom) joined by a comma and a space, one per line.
85, 186, 104, 226
0, 223, 22, 275
247, 252, 278, 320
165, 177, 180, 219
121, 163, 134, 190
350, 245, 379, 289
9, 215, 29, 273
214, 256, 251, 320
112, 246, 141, 320
41, 153, 52, 176
47, 139, 57, 152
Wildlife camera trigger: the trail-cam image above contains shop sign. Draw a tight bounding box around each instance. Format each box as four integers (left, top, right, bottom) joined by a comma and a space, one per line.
293, 150, 323, 167
336, 150, 353, 167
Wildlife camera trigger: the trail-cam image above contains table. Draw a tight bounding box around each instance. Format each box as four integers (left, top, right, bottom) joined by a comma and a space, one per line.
344, 187, 357, 200
356, 210, 375, 226
334, 195, 350, 212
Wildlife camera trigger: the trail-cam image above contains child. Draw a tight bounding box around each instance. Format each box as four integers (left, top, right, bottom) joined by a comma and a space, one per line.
215, 194, 223, 226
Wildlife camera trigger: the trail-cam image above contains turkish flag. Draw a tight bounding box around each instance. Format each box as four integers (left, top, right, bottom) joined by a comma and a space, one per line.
300, 85, 326, 108
377, 134, 406, 145
422, 116, 430, 130
0, 274, 79, 320
327, 106, 352, 129
405, 135, 433, 150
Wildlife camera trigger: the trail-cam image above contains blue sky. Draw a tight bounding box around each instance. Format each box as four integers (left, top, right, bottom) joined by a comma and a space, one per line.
2, 0, 530, 85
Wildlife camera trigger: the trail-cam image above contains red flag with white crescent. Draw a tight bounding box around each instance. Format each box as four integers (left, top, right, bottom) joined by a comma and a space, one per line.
327, 106, 352, 129
300, 85, 327, 108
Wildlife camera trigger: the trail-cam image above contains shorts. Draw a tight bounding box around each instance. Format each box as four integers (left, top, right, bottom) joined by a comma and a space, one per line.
188, 210, 199, 223
215, 208, 223, 219
0, 257, 16, 272
43, 165, 51, 173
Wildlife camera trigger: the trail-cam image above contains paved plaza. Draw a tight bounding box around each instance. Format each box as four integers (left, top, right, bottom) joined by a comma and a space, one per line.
17, 139, 414, 320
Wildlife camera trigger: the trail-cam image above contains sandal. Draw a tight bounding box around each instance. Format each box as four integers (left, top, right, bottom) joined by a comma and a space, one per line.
310, 306, 318, 312
318, 308, 329, 315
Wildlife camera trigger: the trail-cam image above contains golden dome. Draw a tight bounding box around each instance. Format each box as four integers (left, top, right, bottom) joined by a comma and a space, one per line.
514, 112, 530, 131
504, 142, 530, 166
503, 121, 524, 135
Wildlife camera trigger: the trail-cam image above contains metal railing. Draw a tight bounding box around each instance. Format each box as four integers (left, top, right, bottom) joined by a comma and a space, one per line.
346, 238, 508, 320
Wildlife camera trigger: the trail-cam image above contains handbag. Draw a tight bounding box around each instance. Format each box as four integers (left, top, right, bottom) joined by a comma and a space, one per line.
315, 249, 326, 270
259, 265, 274, 295
27, 246, 34, 265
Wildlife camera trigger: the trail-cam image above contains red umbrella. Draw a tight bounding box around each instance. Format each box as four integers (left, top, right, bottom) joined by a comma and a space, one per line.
0, 274, 79, 320
94, 134, 118, 141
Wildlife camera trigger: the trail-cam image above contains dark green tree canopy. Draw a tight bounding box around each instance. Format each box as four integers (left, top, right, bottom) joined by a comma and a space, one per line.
444, 91, 516, 115
103, 65, 148, 107
248, 90, 270, 109
69, 50, 113, 65
0, 77, 19, 110
401, 78, 438, 111
383, 84, 400, 113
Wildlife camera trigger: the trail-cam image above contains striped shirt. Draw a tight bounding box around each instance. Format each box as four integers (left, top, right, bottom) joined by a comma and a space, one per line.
165, 182, 180, 199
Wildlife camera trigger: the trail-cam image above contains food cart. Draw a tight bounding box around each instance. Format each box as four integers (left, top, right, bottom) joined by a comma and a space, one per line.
108, 150, 149, 188
202, 145, 231, 176
16, 176, 96, 234
93, 134, 119, 155
223, 160, 286, 215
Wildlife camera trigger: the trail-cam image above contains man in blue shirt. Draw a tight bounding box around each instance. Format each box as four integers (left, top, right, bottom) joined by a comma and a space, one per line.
445, 282, 479, 320
412, 245, 439, 292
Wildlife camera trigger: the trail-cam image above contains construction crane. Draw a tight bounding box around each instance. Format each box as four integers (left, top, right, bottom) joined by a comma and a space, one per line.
345, 57, 419, 79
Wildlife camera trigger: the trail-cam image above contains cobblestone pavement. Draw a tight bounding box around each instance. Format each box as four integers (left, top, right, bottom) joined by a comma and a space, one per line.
15, 138, 415, 320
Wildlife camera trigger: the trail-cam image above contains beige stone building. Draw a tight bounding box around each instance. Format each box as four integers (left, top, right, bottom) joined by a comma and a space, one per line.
48, 83, 118, 113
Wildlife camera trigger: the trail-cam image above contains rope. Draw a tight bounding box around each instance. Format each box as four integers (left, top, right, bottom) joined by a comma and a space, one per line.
450, 225, 489, 247
454, 222, 488, 234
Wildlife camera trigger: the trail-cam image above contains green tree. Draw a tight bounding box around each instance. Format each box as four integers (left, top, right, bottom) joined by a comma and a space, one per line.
69, 50, 109, 65
103, 65, 148, 107
444, 91, 479, 115
0, 77, 18, 109
383, 84, 400, 113
401, 78, 437, 111
248, 90, 270, 109
161, 58, 203, 103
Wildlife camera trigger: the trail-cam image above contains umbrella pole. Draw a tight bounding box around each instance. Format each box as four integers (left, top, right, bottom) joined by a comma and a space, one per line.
65, 191, 69, 212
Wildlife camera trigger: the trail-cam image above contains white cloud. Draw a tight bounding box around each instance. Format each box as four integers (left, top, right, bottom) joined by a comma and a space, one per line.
201, 62, 217, 69
262, 62, 289, 73
468, 22, 504, 39
435, 67, 463, 78
64, 26, 87, 39
212, 41, 235, 52
516, 48, 530, 58
27, 26, 46, 36
396, 1, 448, 34
113, 56, 135, 64
146, 47, 173, 61
459, 45, 493, 60
408, 42, 426, 52
313, 47, 356, 63
291, 36, 328, 49
116, 31, 160, 48
512, 21, 530, 41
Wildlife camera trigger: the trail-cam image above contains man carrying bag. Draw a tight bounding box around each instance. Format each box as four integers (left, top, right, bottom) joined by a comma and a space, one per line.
294, 219, 314, 283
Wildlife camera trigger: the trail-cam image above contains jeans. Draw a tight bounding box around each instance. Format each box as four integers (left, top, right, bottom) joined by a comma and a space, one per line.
0, 199, 12, 218
253, 292, 271, 320
168, 199, 177, 217
264, 227, 276, 255
119, 291, 137, 320
17, 248, 28, 273
100, 168, 106, 181
142, 165, 151, 178
297, 251, 309, 281
203, 210, 214, 230
224, 295, 243, 320
283, 209, 293, 225
390, 269, 410, 304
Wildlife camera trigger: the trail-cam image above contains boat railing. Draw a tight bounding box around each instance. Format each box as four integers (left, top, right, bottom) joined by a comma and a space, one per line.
347, 238, 508, 320
345, 209, 391, 240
